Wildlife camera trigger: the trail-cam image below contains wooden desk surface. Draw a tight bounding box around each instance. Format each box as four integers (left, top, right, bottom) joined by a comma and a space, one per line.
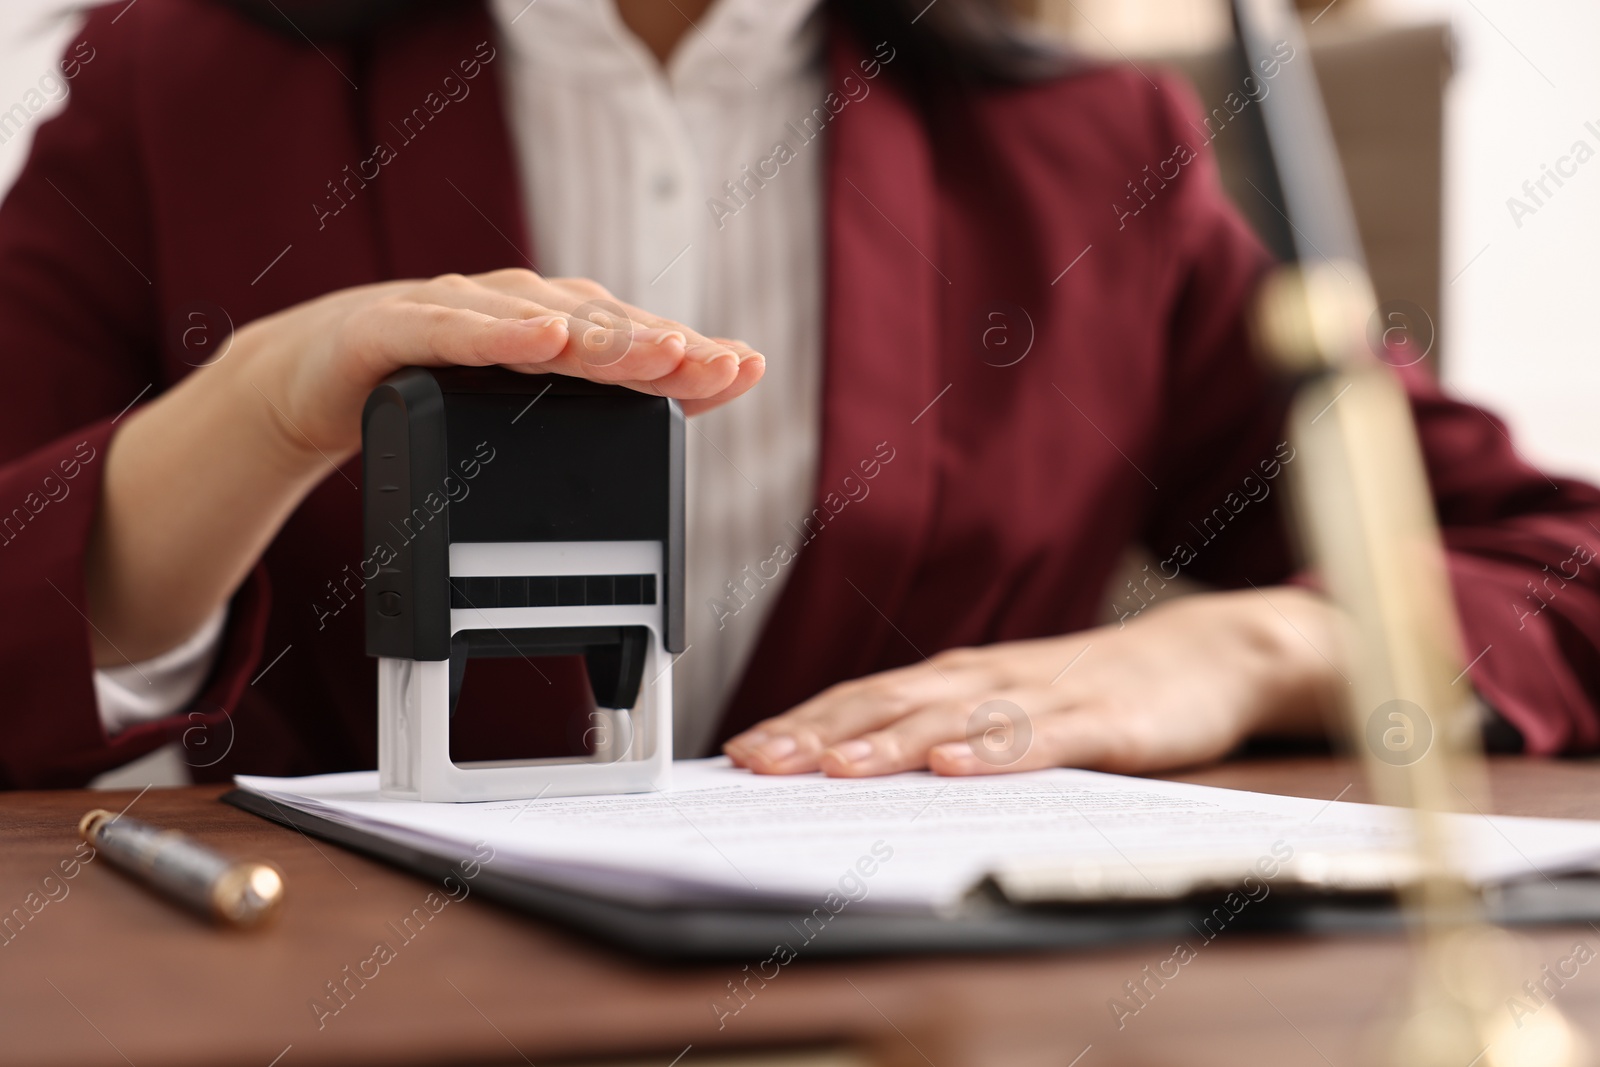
5, 757, 1600, 1067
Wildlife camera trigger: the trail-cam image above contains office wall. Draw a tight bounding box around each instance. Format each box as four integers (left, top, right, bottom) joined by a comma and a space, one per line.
1383, 0, 1600, 484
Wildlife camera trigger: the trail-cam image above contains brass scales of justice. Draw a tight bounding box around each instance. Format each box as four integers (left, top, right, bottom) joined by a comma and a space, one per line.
1236, 0, 1585, 1062
986, 2, 1589, 1062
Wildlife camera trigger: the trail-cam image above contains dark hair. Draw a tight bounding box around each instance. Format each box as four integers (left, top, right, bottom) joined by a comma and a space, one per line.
831, 0, 1076, 86
215, 0, 1075, 86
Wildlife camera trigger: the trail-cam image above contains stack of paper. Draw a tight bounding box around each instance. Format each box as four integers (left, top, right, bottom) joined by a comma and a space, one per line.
236, 758, 1600, 913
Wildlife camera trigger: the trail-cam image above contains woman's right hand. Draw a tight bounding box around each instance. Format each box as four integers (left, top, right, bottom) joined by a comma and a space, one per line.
230, 268, 765, 462
89, 269, 762, 663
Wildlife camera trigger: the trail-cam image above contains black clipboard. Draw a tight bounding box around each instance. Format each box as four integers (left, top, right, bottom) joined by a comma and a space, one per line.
223, 789, 1600, 960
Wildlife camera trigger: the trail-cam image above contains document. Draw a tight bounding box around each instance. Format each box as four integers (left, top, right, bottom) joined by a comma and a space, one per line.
236, 758, 1600, 912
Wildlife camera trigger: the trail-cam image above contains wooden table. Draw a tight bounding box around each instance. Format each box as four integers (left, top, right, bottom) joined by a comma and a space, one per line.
5, 757, 1600, 1067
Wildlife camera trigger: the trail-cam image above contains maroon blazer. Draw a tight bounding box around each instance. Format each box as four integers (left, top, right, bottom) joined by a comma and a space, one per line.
3, 0, 1598, 788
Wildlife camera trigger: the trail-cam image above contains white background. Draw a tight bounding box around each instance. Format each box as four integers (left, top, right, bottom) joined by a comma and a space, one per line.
1382, 0, 1600, 483
1, 0, 1596, 482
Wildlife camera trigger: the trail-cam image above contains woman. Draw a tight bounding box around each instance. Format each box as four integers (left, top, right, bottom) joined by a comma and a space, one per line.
0, 0, 1595, 789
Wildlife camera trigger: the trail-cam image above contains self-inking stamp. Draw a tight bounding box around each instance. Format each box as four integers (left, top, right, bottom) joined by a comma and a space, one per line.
362, 368, 683, 802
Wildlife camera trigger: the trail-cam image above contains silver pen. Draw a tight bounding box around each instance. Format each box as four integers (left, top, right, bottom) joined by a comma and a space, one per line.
79, 809, 285, 927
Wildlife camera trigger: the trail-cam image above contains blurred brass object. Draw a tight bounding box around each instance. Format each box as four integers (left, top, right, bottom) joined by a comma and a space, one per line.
1258, 263, 1587, 1067
1285, 358, 1486, 814
1254, 259, 1375, 375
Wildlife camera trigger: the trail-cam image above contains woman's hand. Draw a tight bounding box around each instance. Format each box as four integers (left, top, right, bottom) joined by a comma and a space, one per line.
233, 269, 764, 462
723, 587, 1344, 777
88, 269, 761, 663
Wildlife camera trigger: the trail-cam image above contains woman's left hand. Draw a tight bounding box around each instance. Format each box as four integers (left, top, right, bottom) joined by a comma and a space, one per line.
723, 586, 1344, 777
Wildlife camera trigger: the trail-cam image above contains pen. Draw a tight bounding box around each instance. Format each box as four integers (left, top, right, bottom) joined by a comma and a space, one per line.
79, 809, 285, 927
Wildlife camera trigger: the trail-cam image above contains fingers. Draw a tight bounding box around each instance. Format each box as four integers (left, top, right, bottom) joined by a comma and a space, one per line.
342, 301, 572, 376
480, 270, 689, 339
818, 702, 974, 777
542, 296, 746, 398
416, 283, 692, 383
736, 686, 1073, 780
727, 683, 1106, 780
370, 270, 761, 403
678, 351, 766, 416
721, 611, 1278, 781
927, 699, 1228, 778
546, 325, 708, 387
928, 702, 1121, 776
728, 686, 1149, 781
724, 690, 911, 775
725, 663, 962, 774
416, 276, 555, 323
477, 270, 759, 371
347, 299, 700, 394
